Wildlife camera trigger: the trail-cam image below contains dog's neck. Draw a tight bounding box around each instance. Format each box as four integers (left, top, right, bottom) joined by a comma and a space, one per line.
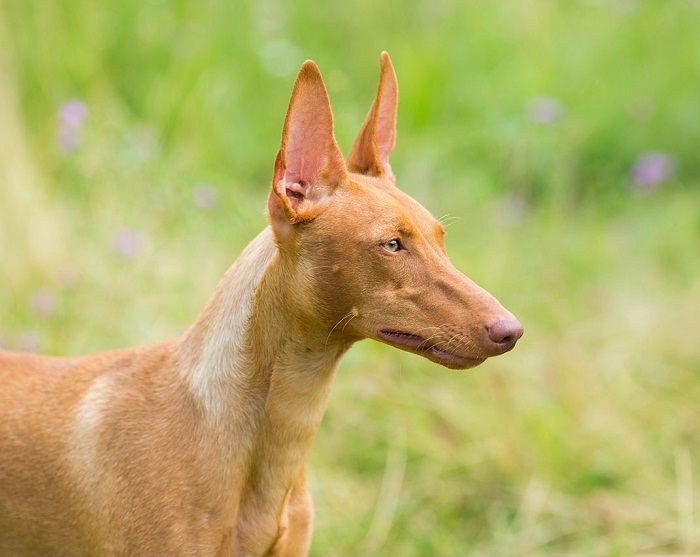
178, 227, 350, 533
179, 227, 278, 423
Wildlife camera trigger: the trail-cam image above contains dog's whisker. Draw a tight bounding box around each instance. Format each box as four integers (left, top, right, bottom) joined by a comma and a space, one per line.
446, 332, 467, 352
438, 214, 460, 228
341, 314, 356, 335
325, 312, 354, 349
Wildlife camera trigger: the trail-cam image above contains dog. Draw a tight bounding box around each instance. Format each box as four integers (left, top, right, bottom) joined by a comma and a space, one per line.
0, 52, 522, 556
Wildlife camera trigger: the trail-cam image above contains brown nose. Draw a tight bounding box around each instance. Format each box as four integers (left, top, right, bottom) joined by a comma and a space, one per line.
485, 319, 524, 353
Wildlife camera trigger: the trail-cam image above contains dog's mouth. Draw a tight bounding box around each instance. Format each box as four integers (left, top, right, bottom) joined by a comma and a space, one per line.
376, 329, 486, 370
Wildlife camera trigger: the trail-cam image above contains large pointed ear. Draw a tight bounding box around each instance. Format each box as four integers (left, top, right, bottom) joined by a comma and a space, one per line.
347, 51, 398, 181
268, 60, 347, 238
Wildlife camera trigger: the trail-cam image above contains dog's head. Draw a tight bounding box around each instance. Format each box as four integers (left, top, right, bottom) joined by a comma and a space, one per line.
267, 53, 522, 370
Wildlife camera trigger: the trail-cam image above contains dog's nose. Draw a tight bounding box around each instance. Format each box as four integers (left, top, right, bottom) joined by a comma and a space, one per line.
485, 319, 524, 353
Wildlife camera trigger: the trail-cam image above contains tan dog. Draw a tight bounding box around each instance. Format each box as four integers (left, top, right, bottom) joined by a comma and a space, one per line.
0, 52, 522, 556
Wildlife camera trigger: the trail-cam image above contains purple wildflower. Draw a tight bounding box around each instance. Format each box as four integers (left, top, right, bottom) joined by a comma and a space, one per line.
626, 96, 654, 123
630, 152, 676, 194
111, 228, 145, 258
18, 330, 41, 354
527, 96, 564, 125
58, 99, 88, 128
494, 193, 527, 227
56, 99, 88, 153
193, 184, 219, 210
30, 288, 56, 317
612, 0, 638, 15
57, 128, 80, 152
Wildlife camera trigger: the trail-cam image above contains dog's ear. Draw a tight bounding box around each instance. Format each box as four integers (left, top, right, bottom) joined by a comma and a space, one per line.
268, 61, 347, 239
347, 52, 398, 181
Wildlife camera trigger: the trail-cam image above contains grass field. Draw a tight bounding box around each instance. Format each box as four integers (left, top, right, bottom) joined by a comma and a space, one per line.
1, 1, 699, 555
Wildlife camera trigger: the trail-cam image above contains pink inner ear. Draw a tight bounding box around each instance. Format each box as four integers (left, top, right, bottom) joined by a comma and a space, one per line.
376, 111, 395, 179
284, 180, 306, 199
376, 106, 395, 162
375, 74, 397, 172
285, 111, 331, 187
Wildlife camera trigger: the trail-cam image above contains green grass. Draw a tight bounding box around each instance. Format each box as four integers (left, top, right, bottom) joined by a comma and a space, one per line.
1, 1, 700, 554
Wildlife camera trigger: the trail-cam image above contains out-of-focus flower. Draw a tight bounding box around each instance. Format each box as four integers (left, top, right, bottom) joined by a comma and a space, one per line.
111, 228, 145, 258
30, 288, 56, 317
494, 193, 528, 227
18, 330, 41, 353
626, 95, 654, 123
58, 127, 83, 152
56, 98, 88, 153
612, 0, 638, 15
57, 263, 79, 288
58, 99, 88, 128
526, 96, 564, 125
630, 152, 676, 194
193, 184, 219, 210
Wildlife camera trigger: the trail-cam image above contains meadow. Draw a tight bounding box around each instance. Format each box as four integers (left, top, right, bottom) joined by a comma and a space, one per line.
1, 1, 699, 554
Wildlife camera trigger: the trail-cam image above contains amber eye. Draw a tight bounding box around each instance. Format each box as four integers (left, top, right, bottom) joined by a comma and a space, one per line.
382, 239, 401, 253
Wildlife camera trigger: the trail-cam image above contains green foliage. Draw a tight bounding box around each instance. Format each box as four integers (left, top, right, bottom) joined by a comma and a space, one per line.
1, 0, 699, 554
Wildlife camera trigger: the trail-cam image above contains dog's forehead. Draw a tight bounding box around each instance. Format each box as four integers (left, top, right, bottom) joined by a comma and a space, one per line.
344, 173, 438, 229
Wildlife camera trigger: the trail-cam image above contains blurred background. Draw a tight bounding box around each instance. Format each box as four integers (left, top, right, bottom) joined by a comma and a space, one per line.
1, 1, 699, 554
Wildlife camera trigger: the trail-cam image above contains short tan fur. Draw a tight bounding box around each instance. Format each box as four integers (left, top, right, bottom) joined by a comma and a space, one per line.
0, 53, 522, 556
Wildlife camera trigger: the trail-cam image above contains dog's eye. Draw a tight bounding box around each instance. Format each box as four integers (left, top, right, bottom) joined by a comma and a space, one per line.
382, 239, 401, 253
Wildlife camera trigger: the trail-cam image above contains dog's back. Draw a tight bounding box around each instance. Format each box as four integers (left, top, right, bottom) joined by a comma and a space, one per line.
0, 350, 91, 554
0, 344, 213, 556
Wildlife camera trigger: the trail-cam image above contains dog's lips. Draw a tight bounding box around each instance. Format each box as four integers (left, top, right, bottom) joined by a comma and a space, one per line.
376, 329, 486, 370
